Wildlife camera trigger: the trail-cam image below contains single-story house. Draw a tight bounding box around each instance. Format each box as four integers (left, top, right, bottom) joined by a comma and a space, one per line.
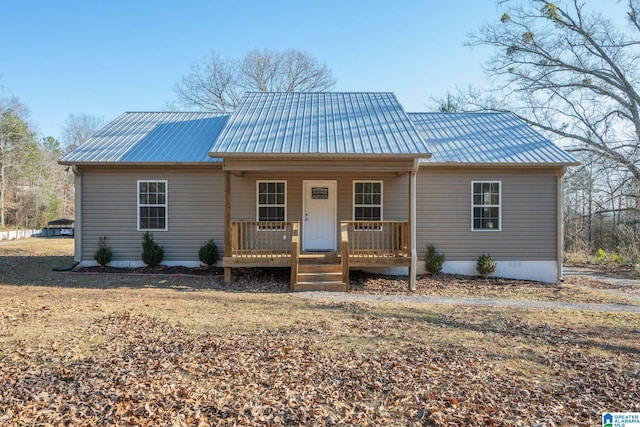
60, 92, 578, 290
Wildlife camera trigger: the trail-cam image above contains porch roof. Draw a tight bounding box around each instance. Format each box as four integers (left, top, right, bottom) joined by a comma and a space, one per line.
208, 92, 432, 158
408, 112, 579, 166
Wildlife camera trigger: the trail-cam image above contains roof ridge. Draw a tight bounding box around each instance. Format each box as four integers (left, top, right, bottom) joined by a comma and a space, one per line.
123, 111, 230, 115
242, 91, 395, 95
407, 111, 512, 115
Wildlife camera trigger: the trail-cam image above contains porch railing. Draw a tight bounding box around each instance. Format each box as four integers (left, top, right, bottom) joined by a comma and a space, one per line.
230, 221, 299, 258
340, 221, 410, 258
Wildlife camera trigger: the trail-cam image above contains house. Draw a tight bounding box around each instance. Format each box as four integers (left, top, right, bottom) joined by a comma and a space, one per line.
59, 92, 578, 290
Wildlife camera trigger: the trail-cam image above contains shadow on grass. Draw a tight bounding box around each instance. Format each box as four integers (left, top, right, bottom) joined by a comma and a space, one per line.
302, 298, 640, 359
1, 255, 292, 293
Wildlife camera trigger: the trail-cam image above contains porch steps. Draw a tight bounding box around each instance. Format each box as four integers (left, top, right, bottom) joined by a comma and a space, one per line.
293, 253, 346, 292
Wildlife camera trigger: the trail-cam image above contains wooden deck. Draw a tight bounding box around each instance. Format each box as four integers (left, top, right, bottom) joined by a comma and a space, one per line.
224, 220, 412, 291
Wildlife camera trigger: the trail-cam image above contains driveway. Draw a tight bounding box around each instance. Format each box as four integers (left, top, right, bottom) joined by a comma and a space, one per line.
298, 268, 640, 313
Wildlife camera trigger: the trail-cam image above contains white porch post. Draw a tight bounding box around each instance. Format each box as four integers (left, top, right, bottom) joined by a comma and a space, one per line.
409, 159, 418, 291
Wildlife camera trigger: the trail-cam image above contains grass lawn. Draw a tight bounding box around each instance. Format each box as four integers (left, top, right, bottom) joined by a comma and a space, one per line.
0, 238, 638, 426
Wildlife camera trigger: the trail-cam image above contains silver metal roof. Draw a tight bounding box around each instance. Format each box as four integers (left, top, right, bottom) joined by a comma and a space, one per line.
408, 112, 579, 165
60, 112, 229, 164
208, 92, 431, 157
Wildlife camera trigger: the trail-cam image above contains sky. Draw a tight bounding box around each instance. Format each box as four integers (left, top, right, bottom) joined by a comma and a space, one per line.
0, 1, 502, 142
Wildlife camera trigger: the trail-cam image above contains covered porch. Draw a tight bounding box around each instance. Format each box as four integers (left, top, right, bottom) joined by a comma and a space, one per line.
220, 159, 420, 291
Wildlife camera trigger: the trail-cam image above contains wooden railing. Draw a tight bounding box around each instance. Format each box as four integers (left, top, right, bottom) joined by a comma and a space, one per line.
340, 221, 410, 258
230, 221, 299, 258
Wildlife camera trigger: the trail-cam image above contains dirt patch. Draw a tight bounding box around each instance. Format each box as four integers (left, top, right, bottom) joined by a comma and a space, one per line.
77, 265, 224, 276
565, 261, 640, 280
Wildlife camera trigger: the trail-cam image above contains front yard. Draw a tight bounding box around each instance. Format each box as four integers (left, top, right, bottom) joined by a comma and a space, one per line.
0, 238, 638, 425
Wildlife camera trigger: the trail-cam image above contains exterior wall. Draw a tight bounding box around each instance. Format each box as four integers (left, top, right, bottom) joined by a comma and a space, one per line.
230, 171, 409, 248
75, 162, 563, 283
78, 165, 224, 266
416, 166, 561, 282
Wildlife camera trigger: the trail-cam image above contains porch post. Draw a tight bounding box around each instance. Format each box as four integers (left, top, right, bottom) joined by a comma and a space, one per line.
409, 159, 418, 291
224, 170, 232, 284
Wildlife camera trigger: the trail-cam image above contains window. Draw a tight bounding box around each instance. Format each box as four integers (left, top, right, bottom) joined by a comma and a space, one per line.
472, 181, 501, 231
138, 180, 168, 231
257, 181, 286, 222
353, 181, 382, 221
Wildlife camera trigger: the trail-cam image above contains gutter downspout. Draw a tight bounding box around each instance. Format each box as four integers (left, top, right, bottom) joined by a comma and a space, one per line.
557, 167, 567, 283
72, 165, 82, 263
410, 158, 419, 291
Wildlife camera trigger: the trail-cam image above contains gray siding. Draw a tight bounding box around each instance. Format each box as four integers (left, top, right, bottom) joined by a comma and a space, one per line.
78, 163, 559, 265
416, 167, 559, 261
79, 166, 223, 263
230, 172, 409, 247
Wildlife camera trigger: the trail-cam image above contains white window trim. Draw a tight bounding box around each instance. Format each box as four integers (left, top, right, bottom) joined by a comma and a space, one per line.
352, 180, 384, 221
256, 180, 287, 223
471, 180, 502, 232
137, 179, 168, 232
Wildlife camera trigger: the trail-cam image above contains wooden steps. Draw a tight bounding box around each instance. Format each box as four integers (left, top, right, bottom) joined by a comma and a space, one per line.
293, 253, 346, 292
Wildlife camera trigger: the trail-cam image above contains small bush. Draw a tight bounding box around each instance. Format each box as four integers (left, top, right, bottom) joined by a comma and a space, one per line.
477, 254, 496, 277
198, 239, 219, 268
610, 252, 625, 266
595, 248, 606, 262
424, 244, 445, 274
93, 236, 112, 267
141, 232, 164, 267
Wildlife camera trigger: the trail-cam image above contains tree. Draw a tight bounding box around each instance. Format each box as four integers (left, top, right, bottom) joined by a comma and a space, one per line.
175, 48, 337, 112
0, 97, 35, 228
460, 0, 640, 260
431, 91, 460, 112
62, 113, 104, 152
466, 0, 640, 185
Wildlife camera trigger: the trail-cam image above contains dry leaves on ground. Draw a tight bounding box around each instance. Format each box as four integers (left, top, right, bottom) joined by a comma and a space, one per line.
1, 310, 638, 426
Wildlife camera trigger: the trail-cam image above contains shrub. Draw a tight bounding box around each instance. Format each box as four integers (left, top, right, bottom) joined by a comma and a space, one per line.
477, 254, 496, 277
198, 239, 219, 268
141, 232, 164, 267
93, 236, 112, 267
595, 248, 606, 262
424, 244, 445, 274
610, 252, 625, 266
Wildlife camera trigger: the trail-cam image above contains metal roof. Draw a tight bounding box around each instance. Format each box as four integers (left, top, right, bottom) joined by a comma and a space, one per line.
408, 112, 579, 165
208, 92, 431, 157
60, 112, 229, 164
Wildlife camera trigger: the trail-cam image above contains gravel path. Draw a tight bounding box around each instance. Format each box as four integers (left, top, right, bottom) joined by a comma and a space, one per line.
296, 291, 640, 313
297, 268, 640, 313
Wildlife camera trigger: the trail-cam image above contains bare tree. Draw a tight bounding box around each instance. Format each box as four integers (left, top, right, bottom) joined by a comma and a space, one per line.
62, 113, 105, 152
175, 49, 337, 112
465, 0, 640, 183
458, 1, 640, 259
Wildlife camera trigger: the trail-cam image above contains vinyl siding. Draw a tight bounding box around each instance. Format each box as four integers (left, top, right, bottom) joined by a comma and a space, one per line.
230, 171, 409, 247
79, 166, 223, 262
416, 167, 559, 261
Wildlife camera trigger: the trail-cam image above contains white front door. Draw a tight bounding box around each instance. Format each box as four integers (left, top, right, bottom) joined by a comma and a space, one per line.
303, 180, 337, 251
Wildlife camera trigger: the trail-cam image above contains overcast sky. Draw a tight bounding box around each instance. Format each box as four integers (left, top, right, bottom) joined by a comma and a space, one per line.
1, 1, 503, 141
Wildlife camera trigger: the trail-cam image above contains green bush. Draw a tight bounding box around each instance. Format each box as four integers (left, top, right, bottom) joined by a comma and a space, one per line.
141, 232, 164, 267
93, 236, 112, 267
477, 254, 496, 277
595, 248, 606, 262
424, 244, 445, 274
198, 239, 219, 268
610, 252, 625, 266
